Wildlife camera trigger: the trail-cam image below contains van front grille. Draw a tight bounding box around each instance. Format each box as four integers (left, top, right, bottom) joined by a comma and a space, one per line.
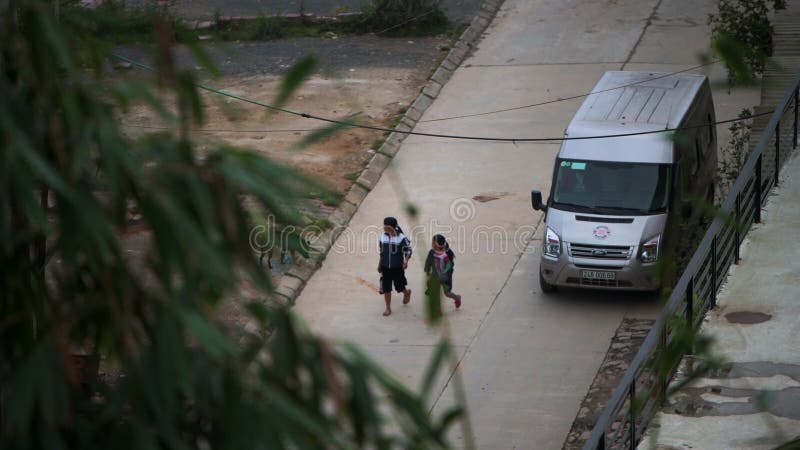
568, 243, 633, 260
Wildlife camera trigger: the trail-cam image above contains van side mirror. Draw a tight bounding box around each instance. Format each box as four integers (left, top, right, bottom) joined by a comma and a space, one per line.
531, 190, 547, 212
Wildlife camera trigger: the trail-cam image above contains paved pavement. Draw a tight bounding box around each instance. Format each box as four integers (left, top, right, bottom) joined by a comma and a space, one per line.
639, 2, 800, 449
290, 0, 763, 449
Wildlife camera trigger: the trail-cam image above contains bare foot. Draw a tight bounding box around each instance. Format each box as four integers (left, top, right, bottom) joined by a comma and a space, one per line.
403, 289, 411, 304
383, 309, 392, 316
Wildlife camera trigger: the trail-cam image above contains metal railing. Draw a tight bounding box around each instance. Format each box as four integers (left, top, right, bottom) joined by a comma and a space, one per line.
582, 68, 800, 450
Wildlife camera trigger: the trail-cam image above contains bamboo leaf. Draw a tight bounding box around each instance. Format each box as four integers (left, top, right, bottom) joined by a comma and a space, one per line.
419, 340, 451, 400
274, 55, 318, 109
179, 308, 234, 362
425, 275, 443, 326
292, 118, 357, 151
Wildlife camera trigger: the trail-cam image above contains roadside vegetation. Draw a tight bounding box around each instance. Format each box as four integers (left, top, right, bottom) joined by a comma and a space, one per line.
708, 0, 787, 84
67, 0, 455, 45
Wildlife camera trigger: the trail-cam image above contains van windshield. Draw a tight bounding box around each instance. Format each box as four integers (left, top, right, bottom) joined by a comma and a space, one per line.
551, 159, 671, 215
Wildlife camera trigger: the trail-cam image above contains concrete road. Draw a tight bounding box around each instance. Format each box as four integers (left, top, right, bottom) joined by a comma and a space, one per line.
295, 0, 760, 448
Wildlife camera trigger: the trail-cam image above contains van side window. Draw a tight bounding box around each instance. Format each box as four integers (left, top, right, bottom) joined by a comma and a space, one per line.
694, 139, 702, 174
707, 113, 714, 146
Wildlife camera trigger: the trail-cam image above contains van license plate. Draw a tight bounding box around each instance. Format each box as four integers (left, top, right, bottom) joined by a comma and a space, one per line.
581, 270, 615, 280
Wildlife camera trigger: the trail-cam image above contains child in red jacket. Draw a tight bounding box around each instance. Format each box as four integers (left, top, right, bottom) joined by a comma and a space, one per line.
424, 234, 462, 309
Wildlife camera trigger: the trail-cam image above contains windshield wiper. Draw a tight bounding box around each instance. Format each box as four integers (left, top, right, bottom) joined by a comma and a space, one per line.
553, 201, 602, 213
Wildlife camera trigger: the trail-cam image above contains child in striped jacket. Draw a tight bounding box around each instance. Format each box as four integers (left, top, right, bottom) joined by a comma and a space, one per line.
378, 217, 412, 316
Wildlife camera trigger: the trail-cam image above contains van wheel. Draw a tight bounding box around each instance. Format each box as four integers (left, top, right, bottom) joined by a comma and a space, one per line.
539, 269, 557, 293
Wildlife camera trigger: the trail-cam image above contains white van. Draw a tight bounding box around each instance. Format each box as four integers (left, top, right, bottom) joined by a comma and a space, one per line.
531, 71, 717, 292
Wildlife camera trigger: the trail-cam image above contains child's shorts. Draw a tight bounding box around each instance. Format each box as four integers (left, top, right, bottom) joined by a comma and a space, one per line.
380, 268, 407, 293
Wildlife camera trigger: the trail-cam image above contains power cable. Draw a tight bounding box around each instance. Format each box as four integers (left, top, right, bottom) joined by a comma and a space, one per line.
123, 123, 315, 133
112, 53, 768, 143
373, 8, 439, 35
420, 60, 720, 123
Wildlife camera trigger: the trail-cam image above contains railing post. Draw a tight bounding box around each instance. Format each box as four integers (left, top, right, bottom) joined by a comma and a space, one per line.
629, 382, 636, 450
659, 329, 667, 401
794, 87, 798, 148
755, 155, 762, 223
686, 276, 694, 327
711, 236, 718, 308
734, 192, 741, 264
775, 120, 781, 187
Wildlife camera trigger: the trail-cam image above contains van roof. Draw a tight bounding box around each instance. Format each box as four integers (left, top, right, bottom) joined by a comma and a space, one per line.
560, 71, 708, 163
572, 71, 706, 131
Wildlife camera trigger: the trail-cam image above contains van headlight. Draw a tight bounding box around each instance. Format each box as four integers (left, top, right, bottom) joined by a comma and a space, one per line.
544, 227, 561, 258
638, 234, 661, 263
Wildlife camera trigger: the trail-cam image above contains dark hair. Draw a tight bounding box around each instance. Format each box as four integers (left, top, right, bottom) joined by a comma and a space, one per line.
432, 234, 449, 250
383, 216, 404, 235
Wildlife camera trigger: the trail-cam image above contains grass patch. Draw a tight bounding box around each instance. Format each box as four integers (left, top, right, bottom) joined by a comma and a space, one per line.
370, 137, 387, 151
344, 171, 362, 181
448, 24, 470, 41
213, 15, 322, 41
351, 1, 451, 36
307, 191, 342, 207
309, 218, 334, 231
65, 2, 458, 45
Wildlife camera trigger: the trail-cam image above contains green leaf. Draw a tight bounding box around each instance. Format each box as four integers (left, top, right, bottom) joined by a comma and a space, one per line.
257, 382, 348, 449
713, 34, 758, 86
179, 308, 234, 362
437, 406, 464, 432
292, 118, 356, 151
425, 275, 443, 326
274, 55, 318, 109
183, 33, 222, 78
419, 340, 451, 400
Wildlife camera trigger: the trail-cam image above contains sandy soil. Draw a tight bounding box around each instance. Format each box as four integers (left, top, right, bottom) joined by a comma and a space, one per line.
194, 67, 425, 194
122, 61, 437, 197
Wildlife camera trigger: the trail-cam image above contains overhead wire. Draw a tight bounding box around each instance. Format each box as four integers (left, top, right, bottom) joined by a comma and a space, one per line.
112, 53, 766, 143
419, 60, 720, 123
372, 8, 440, 35
123, 123, 316, 133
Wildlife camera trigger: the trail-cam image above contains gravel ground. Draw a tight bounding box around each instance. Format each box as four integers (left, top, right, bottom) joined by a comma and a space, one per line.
115, 34, 451, 78
132, 0, 486, 26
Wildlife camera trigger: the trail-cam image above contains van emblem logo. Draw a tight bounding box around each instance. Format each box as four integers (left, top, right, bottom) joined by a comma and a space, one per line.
593, 226, 611, 239
592, 249, 608, 256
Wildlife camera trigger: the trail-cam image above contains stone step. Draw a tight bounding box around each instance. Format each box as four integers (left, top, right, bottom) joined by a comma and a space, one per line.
773, 21, 800, 31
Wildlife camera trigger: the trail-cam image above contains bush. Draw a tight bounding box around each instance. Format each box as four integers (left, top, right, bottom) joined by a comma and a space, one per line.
708, 0, 786, 82
358, 0, 450, 36
717, 108, 754, 198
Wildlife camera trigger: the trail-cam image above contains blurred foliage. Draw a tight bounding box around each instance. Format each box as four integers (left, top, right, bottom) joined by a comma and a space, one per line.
55, 0, 455, 44
708, 0, 787, 84
717, 108, 754, 198
0, 1, 462, 449
354, 0, 450, 36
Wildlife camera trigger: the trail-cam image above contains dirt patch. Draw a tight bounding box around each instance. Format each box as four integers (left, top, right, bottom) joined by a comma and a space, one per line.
120, 36, 451, 198
125, 67, 424, 195
562, 318, 655, 450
